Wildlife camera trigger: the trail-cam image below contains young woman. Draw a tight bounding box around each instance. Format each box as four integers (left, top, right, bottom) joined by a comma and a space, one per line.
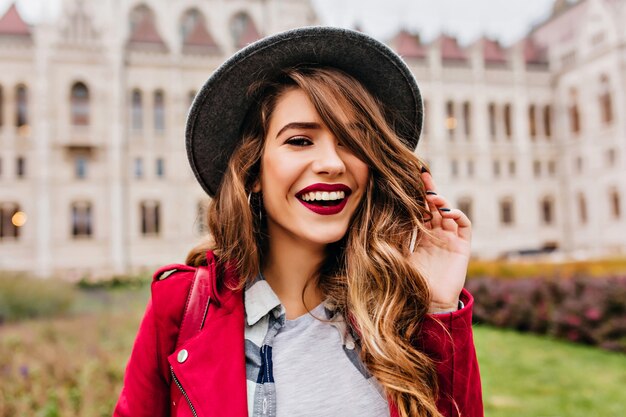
114, 27, 482, 417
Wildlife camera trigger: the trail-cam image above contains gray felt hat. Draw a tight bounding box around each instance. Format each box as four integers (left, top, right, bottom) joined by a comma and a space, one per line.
186, 26, 423, 197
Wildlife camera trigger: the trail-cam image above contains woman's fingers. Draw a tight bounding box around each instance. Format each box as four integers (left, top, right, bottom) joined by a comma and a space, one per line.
425, 192, 443, 228
421, 170, 436, 192
439, 207, 472, 241
421, 171, 470, 236
427, 194, 458, 232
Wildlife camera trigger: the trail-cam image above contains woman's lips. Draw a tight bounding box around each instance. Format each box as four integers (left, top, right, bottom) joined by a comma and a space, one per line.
295, 183, 352, 216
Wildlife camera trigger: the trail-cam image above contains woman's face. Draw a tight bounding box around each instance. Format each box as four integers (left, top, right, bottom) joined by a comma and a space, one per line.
255, 87, 370, 249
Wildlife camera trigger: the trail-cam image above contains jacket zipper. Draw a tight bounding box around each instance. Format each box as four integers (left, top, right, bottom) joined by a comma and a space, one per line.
170, 366, 198, 417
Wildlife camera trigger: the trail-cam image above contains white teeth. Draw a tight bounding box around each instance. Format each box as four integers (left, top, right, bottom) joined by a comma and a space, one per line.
299, 190, 346, 202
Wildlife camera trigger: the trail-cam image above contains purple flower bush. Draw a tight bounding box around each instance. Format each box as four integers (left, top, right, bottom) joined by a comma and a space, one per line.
465, 276, 626, 352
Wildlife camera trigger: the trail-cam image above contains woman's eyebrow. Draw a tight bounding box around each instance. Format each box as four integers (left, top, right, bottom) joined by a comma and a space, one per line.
276, 122, 321, 138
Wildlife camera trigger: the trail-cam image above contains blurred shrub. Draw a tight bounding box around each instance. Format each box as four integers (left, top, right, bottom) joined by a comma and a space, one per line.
466, 276, 626, 352
76, 274, 150, 290
467, 257, 626, 280
0, 273, 76, 323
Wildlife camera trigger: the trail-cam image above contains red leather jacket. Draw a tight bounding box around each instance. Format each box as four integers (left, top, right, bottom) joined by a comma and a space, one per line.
114, 252, 483, 417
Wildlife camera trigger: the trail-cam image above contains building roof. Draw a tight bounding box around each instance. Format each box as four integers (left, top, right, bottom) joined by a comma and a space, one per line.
0, 3, 31, 37
523, 37, 548, 66
390, 29, 427, 59
183, 21, 220, 54
439, 34, 467, 61
184, 21, 218, 48
128, 14, 166, 46
482, 38, 508, 64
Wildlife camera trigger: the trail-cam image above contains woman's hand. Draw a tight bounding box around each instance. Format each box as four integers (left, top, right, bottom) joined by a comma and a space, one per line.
408, 170, 472, 313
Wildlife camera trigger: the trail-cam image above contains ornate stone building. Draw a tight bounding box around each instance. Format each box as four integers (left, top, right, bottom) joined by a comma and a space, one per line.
0, 0, 624, 278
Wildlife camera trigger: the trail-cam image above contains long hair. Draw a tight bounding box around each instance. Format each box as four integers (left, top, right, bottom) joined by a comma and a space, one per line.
186, 66, 444, 417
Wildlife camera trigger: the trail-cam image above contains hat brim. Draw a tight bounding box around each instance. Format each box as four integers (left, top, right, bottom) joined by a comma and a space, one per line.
186, 26, 423, 197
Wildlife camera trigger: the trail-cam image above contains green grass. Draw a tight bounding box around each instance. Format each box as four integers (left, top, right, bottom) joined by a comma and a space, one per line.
474, 325, 626, 417
1, 284, 625, 416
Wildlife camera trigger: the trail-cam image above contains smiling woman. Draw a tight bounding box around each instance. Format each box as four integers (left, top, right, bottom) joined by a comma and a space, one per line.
255, 86, 369, 249
114, 27, 482, 417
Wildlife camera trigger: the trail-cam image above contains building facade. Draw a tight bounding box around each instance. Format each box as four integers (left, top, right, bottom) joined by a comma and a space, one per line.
0, 0, 624, 278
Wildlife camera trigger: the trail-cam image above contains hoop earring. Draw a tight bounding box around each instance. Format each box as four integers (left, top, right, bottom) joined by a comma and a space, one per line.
409, 226, 418, 253
247, 192, 263, 221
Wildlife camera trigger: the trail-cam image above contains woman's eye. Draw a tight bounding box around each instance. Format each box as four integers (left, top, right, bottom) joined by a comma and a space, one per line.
285, 137, 312, 146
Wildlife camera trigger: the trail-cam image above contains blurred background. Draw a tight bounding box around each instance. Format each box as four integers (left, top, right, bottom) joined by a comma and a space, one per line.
0, 0, 625, 416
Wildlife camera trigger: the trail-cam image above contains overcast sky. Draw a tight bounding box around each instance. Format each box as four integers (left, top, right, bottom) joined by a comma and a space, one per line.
1, 0, 557, 45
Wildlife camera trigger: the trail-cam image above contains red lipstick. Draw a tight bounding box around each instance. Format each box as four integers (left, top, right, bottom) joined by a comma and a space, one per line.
296, 183, 352, 216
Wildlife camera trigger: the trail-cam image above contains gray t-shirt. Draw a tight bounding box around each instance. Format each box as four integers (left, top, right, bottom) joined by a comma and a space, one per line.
272, 302, 390, 417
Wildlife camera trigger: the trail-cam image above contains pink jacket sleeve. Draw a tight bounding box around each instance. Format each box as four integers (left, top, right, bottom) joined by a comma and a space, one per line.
418, 288, 484, 417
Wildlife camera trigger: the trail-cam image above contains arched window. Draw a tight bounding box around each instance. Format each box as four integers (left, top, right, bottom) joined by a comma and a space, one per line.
70, 82, 90, 126
134, 157, 143, 179
606, 148, 617, 167
445, 100, 456, 139
462, 101, 471, 137
543, 105, 552, 138
16, 84, 28, 128
493, 159, 500, 178
154, 90, 165, 132
467, 159, 474, 177
75, 155, 88, 179
541, 196, 554, 225
71, 201, 93, 237
127, 4, 167, 52
508, 160, 516, 176
488, 102, 496, 139
503, 103, 512, 139
457, 197, 473, 223
230, 12, 260, 49
500, 198, 514, 225
131, 89, 143, 131
180, 8, 218, 54
528, 104, 537, 139
599, 75, 613, 125
141, 200, 161, 236
129, 4, 153, 35
0, 202, 21, 239
156, 157, 165, 178
577, 193, 587, 224
533, 159, 541, 177
609, 189, 621, 219
450, 159, 458, 177
569, 88, 581, 134
180, 8, 203, 42
16, 156, 26, 178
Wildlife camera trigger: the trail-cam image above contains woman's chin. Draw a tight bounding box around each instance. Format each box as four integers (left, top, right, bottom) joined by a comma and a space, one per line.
300, 229, 348, 247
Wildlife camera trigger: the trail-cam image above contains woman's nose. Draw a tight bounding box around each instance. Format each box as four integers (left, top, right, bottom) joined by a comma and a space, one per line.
311, 140, 346, 176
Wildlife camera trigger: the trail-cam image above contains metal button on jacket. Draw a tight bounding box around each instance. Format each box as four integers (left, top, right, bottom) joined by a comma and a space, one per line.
177, 349, 189, 363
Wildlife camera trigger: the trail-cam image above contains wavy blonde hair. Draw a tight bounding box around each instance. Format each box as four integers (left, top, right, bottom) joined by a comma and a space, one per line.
187, 66, 444, 417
